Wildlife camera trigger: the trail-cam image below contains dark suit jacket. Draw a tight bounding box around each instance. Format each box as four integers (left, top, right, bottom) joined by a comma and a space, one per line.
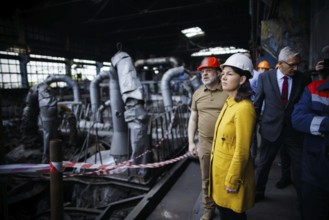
254, 70, 311, 142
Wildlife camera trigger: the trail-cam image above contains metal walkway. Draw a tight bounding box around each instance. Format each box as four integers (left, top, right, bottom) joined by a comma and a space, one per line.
147, 155, 300, 220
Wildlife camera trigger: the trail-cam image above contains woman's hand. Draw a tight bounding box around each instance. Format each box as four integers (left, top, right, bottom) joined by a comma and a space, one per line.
226, 186, 238, 194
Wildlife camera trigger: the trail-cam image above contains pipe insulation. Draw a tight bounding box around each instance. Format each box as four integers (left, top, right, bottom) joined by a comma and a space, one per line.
44, 75, 81, 102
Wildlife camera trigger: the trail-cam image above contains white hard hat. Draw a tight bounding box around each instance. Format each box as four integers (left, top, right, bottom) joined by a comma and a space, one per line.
222, 53, 254, 78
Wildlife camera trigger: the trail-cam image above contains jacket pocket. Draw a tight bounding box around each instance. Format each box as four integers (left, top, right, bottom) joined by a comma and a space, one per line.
220, 135, 235, 145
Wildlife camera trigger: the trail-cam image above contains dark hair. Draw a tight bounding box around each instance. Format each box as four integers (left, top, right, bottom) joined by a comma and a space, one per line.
230, 66, 254, 102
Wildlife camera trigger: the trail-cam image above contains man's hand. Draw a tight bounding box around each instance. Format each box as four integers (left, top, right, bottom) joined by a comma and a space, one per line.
316, 60, 325, 72
188, 142, 198, 157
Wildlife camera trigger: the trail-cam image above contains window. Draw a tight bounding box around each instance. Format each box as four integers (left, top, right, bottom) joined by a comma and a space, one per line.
0, 57, 21, 88
71, 59, 97, 81
100, 62, 112, 72
27, 54, 66, 87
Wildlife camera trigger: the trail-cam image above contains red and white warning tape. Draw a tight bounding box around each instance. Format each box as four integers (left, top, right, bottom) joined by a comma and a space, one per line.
0, 152, 192, 176
65, 149, 152, 171
64, 152, 192, 177
0, 163, 50, 174
50, 162, 64, 173
0, 107, 190, 176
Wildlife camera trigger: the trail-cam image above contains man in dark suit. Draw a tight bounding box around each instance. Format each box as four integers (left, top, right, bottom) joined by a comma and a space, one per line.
254, 46, 311, 203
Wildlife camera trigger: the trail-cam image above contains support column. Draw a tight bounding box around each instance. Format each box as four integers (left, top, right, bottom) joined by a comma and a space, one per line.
49, 139, 63, 220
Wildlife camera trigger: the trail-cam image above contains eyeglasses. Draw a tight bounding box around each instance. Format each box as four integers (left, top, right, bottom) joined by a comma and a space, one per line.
282, 61, 299, 69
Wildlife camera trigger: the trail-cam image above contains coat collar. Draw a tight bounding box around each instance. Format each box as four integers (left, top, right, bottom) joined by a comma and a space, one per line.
226, 97, 236, 107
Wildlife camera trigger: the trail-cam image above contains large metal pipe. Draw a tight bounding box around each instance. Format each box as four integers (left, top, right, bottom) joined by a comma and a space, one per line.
134, 57, 179, 68
89, 71, 110, 121
160, 66, 185, 109
20, 83, 58, 163
21, 85, 39, 137
44, 75, 81, 102
111, 52, 144, 103
108, 67, 129, 156
38, 82, 59, 163
111, 52, 149, 173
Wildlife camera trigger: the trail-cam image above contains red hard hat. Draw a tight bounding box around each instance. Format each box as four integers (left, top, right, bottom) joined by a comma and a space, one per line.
257, 60, 270, 69
197, 57, 221, 71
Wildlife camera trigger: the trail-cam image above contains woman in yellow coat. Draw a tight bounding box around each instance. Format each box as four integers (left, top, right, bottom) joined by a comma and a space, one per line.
209, 53, 256, 220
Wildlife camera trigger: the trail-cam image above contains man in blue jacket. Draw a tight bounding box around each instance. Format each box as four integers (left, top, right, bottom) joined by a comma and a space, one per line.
291, 59, 329, 220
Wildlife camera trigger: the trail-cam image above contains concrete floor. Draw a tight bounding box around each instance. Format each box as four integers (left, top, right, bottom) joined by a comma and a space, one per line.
147, 160, 202, 220
148, 155, 300, 220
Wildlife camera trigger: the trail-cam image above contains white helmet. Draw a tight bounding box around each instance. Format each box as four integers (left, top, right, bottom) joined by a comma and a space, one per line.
222, 53, 254, 78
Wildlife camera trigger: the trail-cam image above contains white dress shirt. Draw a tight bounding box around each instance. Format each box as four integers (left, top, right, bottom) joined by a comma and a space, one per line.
276, 68, 292, 99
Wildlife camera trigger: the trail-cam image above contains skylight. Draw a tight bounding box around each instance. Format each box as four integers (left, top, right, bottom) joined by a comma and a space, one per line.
191, 46, 248, 57
181, 27, 205, 38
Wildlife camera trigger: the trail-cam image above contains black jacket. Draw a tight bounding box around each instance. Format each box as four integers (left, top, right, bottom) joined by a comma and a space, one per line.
254, 70, 311, 142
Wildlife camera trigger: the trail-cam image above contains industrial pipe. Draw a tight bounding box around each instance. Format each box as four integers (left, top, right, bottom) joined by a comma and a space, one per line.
108, 67, 129, 156
44, 75, 81, 103
89, 71, 110, 121
38, 82, 58, 163
21, 85, 39, 137
160, 66, 185, 109
111, 51, 144, 103
111, 52, 149, 174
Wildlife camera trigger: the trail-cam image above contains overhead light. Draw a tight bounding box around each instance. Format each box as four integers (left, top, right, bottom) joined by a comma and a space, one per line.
181, 27, 205, 38
191, 46, 248, 57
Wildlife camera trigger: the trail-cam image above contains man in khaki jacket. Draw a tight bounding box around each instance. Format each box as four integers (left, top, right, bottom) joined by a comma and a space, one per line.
188, 57, 228, 220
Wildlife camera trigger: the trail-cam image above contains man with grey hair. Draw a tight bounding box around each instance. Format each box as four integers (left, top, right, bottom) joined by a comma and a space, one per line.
253, 46, 311, 205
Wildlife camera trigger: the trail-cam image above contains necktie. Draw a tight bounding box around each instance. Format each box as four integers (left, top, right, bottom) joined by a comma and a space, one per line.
281, 76, 288, 106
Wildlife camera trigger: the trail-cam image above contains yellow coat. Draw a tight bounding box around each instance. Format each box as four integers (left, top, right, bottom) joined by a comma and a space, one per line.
209, 97, 256, 213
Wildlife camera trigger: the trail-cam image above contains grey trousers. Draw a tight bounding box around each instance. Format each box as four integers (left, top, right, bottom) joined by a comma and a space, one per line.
199, 137, 215, 210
